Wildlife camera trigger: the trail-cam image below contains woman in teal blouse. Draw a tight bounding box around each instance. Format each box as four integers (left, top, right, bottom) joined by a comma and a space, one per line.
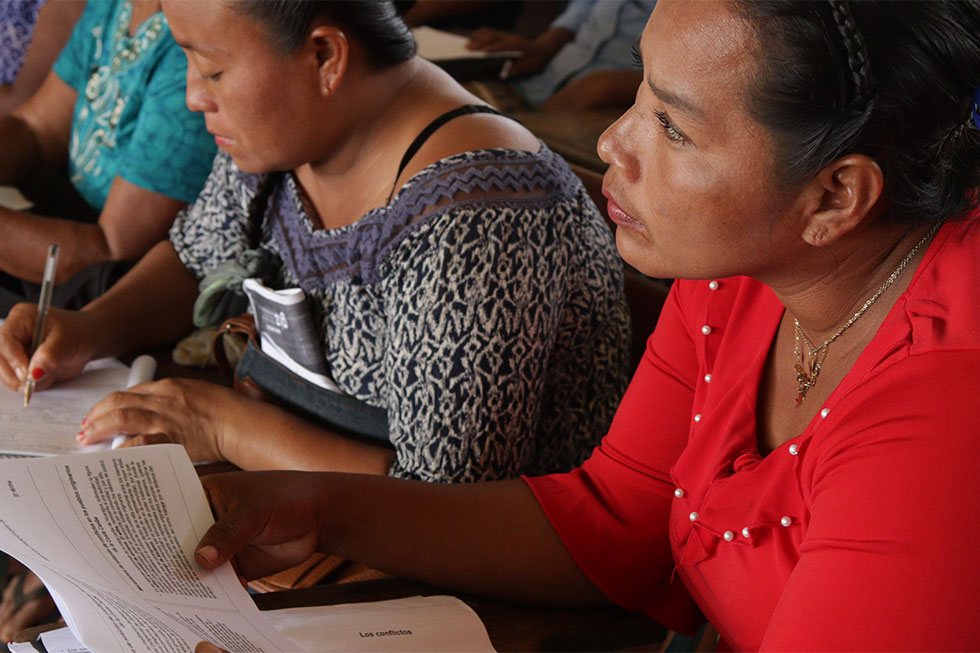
0, 0, 215, 316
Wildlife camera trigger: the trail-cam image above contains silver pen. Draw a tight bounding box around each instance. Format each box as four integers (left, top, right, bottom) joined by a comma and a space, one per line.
24, 244, 59, 407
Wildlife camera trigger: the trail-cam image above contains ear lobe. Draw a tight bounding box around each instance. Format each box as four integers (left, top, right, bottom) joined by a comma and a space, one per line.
800, 154, 883, 247
309, 26, 348, 96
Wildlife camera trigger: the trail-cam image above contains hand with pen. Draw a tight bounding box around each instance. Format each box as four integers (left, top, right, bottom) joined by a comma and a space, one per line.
0, 301, 101, 395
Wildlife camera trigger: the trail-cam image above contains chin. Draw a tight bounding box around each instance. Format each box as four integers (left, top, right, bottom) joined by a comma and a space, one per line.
616, 228, 663, 276
228, 153, 279, 175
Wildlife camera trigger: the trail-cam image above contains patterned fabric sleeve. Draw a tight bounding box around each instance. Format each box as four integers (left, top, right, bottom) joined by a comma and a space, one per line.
380, 193, 627, 483
169, 152, 256, 277
0, 0, 45, 85
119, 42, 216, 203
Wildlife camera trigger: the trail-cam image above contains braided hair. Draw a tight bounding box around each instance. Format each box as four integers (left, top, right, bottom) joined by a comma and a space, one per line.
735, 0, 980, 225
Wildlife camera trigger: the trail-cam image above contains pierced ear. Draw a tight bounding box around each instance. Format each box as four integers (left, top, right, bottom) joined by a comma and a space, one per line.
799, 154, 883, 247
308, 25, 348, 96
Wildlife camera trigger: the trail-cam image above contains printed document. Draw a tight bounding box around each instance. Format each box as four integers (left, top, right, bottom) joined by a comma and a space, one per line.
15, 596, 496, 653
242, 278, 341, 392
0, 445, 299, 652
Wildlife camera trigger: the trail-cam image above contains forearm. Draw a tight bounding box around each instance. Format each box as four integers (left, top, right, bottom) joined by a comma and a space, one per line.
82, 240, 198, 358
0, 207, 111, 282
321, 473, 607, 606
220, 398, 395, 474
0, 85, 32, 116
0, 115, 42, 184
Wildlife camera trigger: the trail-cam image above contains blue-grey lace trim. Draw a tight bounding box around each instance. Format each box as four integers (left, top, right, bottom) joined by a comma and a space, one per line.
262, 145, 580, 290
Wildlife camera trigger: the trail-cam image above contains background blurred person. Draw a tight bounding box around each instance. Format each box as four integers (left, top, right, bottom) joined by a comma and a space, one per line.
467, 0, 656, 111
0, 0, 216, 317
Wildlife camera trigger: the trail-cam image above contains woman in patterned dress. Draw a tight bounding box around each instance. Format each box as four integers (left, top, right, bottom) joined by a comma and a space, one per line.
0, 1, 629, 483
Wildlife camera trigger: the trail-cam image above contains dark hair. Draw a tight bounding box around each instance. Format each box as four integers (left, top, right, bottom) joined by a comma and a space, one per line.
234, 1, 417, 249
233, 0, 417, 67
735, 0, 980, 224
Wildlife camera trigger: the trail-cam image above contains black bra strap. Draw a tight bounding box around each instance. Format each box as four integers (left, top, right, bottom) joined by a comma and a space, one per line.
387, 104, 513, 203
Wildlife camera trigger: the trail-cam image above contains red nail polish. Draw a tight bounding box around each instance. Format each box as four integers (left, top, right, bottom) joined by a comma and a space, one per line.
81, 418, 87, 427
31, 368, 45, 380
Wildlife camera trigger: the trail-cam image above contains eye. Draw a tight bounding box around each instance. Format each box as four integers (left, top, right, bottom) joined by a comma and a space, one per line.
653, 109, 688, 144
631, 42, 642, 70
206, 72, 223, 82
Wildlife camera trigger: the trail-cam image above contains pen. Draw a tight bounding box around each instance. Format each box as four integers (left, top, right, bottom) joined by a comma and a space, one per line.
24, 244, 59, 408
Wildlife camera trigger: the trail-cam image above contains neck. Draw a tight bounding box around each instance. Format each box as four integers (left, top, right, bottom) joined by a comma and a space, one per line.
300, 57, 426, 183
129, 0, 161, 32
767, 219, 938, 344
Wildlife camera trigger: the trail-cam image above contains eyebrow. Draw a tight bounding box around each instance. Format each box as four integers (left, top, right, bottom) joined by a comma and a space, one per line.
173, 38, 224, 58
646, 77, 706, 121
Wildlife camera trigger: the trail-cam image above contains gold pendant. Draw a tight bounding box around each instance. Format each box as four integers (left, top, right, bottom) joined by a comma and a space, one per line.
794, 353, 821, 406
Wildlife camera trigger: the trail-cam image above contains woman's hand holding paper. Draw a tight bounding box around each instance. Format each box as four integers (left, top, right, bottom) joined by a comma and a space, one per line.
195, 471, 326, 579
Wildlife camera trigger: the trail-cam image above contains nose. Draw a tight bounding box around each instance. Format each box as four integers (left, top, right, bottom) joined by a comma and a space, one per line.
597, 108, 641, 183
184, 66, 216, 114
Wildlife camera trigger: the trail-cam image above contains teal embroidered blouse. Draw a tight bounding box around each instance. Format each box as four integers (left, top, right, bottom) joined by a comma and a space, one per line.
52, 0, 215, 210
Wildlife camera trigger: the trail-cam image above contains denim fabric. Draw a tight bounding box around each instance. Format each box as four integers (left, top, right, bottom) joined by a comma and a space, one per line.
236, 343, 390, 444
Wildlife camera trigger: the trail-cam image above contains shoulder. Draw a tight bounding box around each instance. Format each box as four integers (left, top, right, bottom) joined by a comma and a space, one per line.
73, 0, 114, 33
386, 144, 614, 255
409, 110, 540, 167
903, 215, 980, 353
389, 144, 588, 216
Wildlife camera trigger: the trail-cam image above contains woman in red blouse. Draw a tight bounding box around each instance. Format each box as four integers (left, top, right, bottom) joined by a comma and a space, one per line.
195, 0, 980, 649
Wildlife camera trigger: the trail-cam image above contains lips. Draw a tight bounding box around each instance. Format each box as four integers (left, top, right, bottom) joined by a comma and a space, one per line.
211, 133, 232, 148
602, 188, 644, 230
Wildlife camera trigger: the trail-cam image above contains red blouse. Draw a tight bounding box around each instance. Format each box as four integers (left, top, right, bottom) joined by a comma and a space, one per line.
526, 215, 980, 650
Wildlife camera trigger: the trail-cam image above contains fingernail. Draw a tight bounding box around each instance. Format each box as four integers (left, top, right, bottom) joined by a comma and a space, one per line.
31, 367, 45, 380
15, 367, 25, 381
76, 432, 85, 442
196, 545, 218, 564
81, 418, 87, 427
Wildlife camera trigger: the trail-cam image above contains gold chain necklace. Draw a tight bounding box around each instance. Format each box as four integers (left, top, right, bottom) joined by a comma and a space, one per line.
793, 221, 943, 405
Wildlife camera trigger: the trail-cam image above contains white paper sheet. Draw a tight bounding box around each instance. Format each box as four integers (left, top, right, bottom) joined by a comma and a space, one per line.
0, 360, 130, 456
16, 595, 496, 653
263, 595, 496, 652
412, 26, 521, 61
0, 445, 299, 652
0, 186, 32, 211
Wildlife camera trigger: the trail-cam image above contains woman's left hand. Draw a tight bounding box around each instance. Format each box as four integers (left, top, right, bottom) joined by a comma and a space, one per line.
78, 378, 238, 462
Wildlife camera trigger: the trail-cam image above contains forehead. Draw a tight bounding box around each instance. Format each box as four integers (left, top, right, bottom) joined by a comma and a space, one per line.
162, 0, 254, 56
642, 0, 757, 118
